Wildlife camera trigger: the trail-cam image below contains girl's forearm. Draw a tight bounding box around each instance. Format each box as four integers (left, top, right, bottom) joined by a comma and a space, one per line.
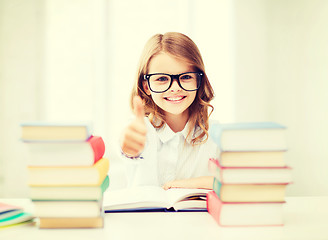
163, 176, 214, 190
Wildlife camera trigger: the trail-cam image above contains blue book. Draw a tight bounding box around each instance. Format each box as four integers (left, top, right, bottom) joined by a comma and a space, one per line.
209, 122, 287, 151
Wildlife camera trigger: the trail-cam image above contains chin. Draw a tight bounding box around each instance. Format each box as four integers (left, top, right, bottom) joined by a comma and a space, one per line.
163, 106, 190, 116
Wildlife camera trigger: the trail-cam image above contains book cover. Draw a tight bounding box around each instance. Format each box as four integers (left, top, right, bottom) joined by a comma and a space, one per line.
103, 186, 210, 212
28, 158, 109, 186
213, 178, 288, 202
209, 158, 292, 184
21, 122, 93, 142
209, 122, 287, 151
26, 136, 105, 167
33, 200, 103, 218
207, 191, 285, 227
29, 175, 109, 200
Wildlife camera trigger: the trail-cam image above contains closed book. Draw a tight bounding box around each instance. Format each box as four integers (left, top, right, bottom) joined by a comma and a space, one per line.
21, 122, 92, 142
207, 191, 285, 227
210, 122, 287, 151
209, 158, 292, 184
33, 200, 102, 218
219, 151, 286, 167
38, 216, 104, 229
27, 136, 105, 167
213, 178, 288, 202
29, 176, 109, 201
28, 158, 109, 186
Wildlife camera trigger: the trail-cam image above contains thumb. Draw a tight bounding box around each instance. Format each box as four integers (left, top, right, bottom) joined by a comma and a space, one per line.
133, 96, 145, 121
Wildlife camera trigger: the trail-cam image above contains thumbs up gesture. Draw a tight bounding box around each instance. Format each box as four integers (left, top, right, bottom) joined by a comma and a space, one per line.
120, 96, 147, 158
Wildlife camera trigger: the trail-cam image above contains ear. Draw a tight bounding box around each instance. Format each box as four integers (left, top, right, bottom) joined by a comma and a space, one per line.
142, 81, 151, 95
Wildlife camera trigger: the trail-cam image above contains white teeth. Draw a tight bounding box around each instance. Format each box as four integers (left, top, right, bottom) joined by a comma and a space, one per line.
166, 96, 184, 101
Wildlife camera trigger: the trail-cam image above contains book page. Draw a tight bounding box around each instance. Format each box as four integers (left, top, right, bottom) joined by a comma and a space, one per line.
165, 188, 210, 207
103, 186, 210, 211
103, 186, 169, 210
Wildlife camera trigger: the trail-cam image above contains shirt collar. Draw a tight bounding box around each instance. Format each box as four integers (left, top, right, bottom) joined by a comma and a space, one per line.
157, 121, 194, 144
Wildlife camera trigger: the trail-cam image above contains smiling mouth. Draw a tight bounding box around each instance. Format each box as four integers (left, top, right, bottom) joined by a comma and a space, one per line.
164, 96, 187, 102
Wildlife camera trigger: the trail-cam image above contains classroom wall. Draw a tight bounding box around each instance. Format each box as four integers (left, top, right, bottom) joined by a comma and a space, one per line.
233, 0, 328, 196
266, 0, 328, 196
0, 0, 44, 197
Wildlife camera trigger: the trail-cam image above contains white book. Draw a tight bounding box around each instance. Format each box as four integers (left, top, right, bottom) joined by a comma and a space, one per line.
25, 136, 105, 167
210, 122, 287, 151
209, 158, 292, 184
33, 201, 102, 218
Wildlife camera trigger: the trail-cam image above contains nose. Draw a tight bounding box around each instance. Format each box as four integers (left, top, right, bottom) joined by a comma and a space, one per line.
169, 78, 182, 92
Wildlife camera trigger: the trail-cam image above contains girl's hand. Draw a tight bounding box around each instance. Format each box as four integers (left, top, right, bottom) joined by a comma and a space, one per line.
163, 176, 214, 190
120, 96, 147, 158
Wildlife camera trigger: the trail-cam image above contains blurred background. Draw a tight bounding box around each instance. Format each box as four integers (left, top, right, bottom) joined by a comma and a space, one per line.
0, 0, 327, 197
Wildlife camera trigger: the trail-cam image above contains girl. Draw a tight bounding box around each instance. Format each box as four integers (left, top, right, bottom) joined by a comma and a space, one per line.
120, 32, 219, 190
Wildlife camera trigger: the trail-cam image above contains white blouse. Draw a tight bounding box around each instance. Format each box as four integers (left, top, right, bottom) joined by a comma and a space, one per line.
121, 117, 220, 187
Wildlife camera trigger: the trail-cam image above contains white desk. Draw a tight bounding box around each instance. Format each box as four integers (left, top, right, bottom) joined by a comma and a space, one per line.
1, 197, 328, 240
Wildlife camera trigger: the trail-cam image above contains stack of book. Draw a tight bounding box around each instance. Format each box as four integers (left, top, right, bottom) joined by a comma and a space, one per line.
207, 122, 292, 227
21, 122, 110, 228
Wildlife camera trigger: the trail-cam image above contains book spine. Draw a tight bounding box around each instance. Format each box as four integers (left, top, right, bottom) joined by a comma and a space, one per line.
213, 178, 222, 199
94, 158, 110, 185
208, 158, 219, 173
38, 217, 104, 229
101, 175, 110, 193
88, 136, 105, 163
207, 191, 223, 226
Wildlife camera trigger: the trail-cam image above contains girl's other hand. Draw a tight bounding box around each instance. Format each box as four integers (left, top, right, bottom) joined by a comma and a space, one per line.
120, 96, 147, 158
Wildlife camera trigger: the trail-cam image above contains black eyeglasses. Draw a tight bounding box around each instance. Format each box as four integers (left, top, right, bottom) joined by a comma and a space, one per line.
144, 72, 203, 93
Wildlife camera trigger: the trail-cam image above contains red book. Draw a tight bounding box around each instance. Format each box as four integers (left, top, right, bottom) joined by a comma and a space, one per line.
207, 191, 285, 227
26, 136, 105, 166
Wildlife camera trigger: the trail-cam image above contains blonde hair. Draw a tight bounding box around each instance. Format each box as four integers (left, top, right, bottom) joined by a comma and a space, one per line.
131, 32, 214, 145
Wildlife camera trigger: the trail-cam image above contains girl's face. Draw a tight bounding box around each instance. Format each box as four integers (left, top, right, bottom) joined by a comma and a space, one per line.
143, 52, 197, 119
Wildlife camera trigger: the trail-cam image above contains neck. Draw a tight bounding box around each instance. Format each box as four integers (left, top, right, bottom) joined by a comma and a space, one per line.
164, 110, 189, 133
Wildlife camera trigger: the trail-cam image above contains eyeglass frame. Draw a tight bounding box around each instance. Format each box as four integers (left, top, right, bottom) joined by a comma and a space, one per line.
143, 71, 203, 93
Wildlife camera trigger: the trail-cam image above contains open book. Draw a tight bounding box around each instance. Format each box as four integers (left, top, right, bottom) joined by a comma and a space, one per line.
103, 186, 210, 212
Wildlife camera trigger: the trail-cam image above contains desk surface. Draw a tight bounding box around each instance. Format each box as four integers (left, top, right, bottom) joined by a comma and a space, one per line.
1, 197, 328, 240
